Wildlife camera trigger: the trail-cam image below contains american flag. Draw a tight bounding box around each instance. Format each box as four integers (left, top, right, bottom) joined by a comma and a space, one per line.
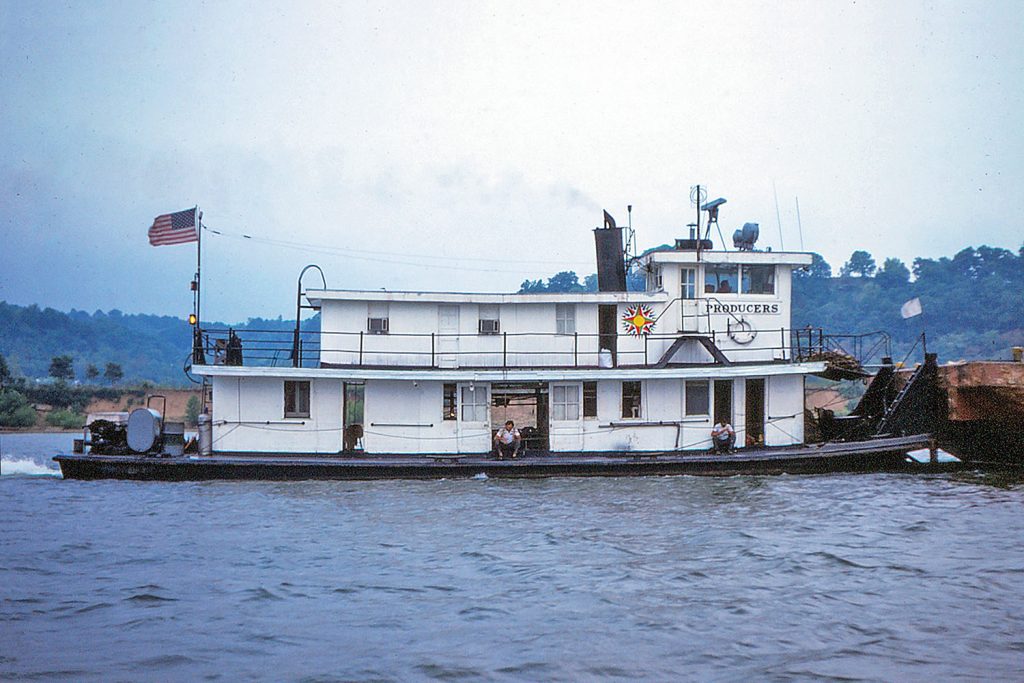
148, 208, 198, 246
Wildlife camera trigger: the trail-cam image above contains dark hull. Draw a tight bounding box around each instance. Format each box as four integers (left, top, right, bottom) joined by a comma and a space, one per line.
54, 435, 956, 481
939, 421, 1024, 468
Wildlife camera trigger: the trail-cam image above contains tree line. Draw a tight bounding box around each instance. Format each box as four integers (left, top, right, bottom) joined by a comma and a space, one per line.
518, 244, 1023, 362
793, 245, 1023, 361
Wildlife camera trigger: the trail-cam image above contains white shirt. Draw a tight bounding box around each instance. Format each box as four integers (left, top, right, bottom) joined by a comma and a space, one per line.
496, 427, 520, 444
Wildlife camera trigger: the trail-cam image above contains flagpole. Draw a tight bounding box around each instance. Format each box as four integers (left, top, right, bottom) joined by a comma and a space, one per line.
193, 205, 203, 365
196, 205, 201, 326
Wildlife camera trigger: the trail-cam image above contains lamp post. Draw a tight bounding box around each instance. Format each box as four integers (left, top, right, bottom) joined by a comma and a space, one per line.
292, 264, 326, 367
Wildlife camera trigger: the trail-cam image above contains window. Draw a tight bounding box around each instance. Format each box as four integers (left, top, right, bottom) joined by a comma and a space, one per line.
681, 268, 696, 299
443, 383, 457, 420
556, 303, 576, 335
461, 385, 488, 422
704, 264, 739, 294
621, 381, 642, 419
649, 265, 663, 291
685, 380, 710, 416
741, 264, 776, 295
478, 304, 500, 335
552, 384, 580, 421
368, 302, 389, 334
284, 380, 310, 418
583, 381, 597, 418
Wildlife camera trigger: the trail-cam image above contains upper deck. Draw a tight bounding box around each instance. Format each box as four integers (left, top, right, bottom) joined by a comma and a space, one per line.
192, 246, 836, 376
286, 249, 814, 371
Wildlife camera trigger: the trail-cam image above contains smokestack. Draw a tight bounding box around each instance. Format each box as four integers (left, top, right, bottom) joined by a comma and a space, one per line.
594, 210, 627, 292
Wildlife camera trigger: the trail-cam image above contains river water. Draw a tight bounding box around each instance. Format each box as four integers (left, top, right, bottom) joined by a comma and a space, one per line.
2, 432, 1023, 681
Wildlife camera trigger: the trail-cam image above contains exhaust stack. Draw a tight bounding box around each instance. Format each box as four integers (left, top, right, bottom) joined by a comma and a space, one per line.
593, 210, 627, 292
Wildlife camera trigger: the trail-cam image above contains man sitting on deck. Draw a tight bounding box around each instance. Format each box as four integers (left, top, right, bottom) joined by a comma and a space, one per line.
711, 419, 736, 454
493, 420, 522, 460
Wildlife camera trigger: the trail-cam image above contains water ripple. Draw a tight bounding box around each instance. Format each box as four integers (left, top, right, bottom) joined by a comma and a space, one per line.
2, 446, 1024, 681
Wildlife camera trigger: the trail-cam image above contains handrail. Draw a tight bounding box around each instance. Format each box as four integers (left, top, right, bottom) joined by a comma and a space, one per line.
196, 323, 889, 371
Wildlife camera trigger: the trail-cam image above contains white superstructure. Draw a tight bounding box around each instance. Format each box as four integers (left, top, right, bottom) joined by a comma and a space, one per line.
196, 233, 825, 456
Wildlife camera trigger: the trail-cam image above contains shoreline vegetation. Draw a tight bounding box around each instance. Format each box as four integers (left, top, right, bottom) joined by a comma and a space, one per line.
0, 381, 200, 432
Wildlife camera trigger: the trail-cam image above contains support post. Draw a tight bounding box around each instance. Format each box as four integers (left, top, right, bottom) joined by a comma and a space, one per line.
292, 264, 326, 368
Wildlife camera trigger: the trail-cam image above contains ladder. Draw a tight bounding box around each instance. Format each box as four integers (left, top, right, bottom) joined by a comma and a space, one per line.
875, 363, 925, 435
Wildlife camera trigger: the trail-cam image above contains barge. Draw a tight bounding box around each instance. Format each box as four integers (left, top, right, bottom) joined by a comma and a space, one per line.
56, 199, 956, 480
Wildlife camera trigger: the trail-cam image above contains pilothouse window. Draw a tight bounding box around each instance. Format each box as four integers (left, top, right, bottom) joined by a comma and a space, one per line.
704, 264, 738, 294
681, 268, 696, 299
741, 264, 775, 294
648, 265, 663, 291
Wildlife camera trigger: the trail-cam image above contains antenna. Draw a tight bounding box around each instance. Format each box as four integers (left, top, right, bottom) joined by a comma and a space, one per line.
690, 185, 707, 236
623, 204, 638, 266
795, 196, 804, 251
772, 180, 785, 250
690, 185, 707, 257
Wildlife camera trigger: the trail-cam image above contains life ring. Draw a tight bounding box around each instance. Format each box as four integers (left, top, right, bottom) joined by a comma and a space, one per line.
728, 318, 757, 345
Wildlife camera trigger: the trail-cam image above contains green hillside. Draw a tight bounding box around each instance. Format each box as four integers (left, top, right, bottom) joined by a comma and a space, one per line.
0, 303, 312, 386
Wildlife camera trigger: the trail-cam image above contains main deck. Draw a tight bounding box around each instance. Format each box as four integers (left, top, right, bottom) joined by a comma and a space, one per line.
54, 434, 956, 481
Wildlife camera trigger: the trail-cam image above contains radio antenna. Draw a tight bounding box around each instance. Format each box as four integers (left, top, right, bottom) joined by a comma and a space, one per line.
795, 196, 804, 251
772, 180, 785, 250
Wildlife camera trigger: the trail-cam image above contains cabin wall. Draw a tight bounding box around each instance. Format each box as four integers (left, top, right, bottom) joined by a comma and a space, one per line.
765, 374, 804, 446
319, 300, 606, 368
363, 380, 466, 454
210, 376, 343, 454
639, 260, 800, 364
209, 371, 807, 455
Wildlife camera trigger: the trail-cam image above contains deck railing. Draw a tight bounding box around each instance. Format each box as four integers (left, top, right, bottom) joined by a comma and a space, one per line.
193, 326, 892, 372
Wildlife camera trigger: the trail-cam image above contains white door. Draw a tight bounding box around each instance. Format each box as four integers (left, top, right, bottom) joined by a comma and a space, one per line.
438, 305, 460, 368
680, 268, 700, 332
681, 300, 700, 332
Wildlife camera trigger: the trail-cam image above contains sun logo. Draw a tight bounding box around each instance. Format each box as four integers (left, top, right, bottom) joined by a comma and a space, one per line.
622, 304, 656, 336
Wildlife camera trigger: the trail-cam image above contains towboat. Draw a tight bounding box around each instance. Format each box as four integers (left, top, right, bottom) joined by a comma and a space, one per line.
56, 203, 956, 480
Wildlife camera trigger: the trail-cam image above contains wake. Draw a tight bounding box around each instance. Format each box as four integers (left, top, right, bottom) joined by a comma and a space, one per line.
1, 457, 62, 477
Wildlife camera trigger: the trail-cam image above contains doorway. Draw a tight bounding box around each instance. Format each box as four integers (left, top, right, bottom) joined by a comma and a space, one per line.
713, 379, 733, 425
342, 382, 365, 451
491, 382, 549, 452
598, 305, 618, 366
745, 378, 765, 447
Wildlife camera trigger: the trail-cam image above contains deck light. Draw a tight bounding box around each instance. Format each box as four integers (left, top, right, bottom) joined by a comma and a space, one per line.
188, 313, 198, 325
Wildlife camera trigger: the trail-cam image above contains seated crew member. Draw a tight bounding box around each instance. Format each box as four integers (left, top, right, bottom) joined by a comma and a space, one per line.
493, 420, 522, 460
711, 418, 736, 454
718, 279, 732, 293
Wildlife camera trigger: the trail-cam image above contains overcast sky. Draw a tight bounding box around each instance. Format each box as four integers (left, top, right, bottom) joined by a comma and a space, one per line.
2, 0, 1021, 323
